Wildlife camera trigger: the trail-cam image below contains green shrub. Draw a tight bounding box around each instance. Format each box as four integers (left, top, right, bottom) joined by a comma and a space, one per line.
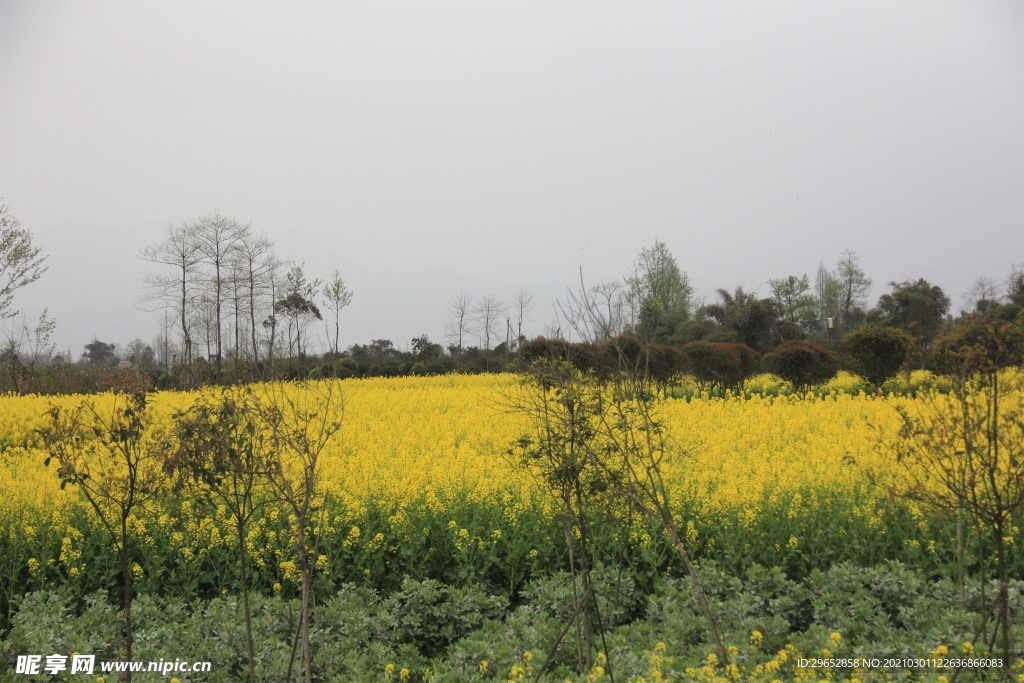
763, 341, 840, 389
836, 326, 913, 386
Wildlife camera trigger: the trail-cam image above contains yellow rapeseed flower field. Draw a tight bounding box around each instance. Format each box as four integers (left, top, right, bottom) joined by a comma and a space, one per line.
0, 371, 1016, 589
0, 374, 913, 527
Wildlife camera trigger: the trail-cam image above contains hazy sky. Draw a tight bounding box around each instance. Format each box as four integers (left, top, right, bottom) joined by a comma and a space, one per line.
1, 0, 1021, 356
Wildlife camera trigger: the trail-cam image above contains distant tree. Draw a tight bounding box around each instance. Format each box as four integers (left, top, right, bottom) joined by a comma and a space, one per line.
1, 309, 56, 394
233, 228, 275, 367
141, 221, 202, 366
275, 264, 322, 357
348, 339, 408, 376
193, 212, 246, 371
411, 334, 443, 361
963, 276, 1000, 315
446, 292, 473, 353
701, 287, 783, 354
814, 262, 842, 340
152, 312, 179, 372
836, 325, 913, 386
474, 295, 506, 351
646, 343, 688, 389
1007, 266, 1024, 302
868, 278, 950, 366
124, 338, 156, 371
769, 274, 818, 332
628, 240, 693, 343
763, 340, 840, 389
980, 266, 1024, 323
0, 203, 48, 319
511, 289, 535, 349
260, 254, 287, 370
83, 339, 118, 366
555, 276, 632, 343
931, 315, 1024, 377
323, 270, 354, 355
834, 249, 872, 334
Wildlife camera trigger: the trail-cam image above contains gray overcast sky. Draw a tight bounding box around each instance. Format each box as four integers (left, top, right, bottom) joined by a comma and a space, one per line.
1, 0, 1021, 355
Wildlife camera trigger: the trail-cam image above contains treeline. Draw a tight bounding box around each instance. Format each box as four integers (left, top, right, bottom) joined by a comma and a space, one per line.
2, 205, 1022, 395
516, 240, 1024, 392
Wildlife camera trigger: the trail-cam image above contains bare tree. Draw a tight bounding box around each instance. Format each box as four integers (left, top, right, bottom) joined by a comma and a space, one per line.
193, 212, 246, 371
140, 221, 201, 366
234, 230, 275, 368
152, 311, 179, 371
964, 277, 999, 307
511, 289, 535, 348
227, 256, 247, 368
446, 292, 474, 353
323, 270, 354, 355
0, 204, 47, 320
194, 294, 218, 364
261, 255, 287, 373
474, 295, 505, 351
553, 272, 631, 344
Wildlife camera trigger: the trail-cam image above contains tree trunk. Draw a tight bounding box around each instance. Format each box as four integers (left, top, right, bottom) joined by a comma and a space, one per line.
120, 519, 133, 683
665, 523, 727, 666
995, 523, 1013, 680
238, 520, 256, 683
298, 541, 312, 683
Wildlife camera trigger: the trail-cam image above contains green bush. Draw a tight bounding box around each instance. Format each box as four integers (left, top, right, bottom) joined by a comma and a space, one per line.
837, 326, 913, 386
763, 340, 840, 389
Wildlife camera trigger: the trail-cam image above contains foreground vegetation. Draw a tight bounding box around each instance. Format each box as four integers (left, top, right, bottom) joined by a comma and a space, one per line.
4, 562, 1022, 682
0, 369, 1022, 681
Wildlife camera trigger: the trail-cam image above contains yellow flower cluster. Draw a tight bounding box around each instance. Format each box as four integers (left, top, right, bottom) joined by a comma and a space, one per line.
1, 373, 1016, 570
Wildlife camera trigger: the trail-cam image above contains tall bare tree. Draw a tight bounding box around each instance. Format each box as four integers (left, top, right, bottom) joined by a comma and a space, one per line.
511, 289, 534, 348
234, 229, 275, 367
194, 213, 245, 371
152, 311, 179, 371
227, 255, 247, 367
475, 295, 505, 351
446, 292, 474, 352
261, 255, 287, 372
140, 221, 201, 366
